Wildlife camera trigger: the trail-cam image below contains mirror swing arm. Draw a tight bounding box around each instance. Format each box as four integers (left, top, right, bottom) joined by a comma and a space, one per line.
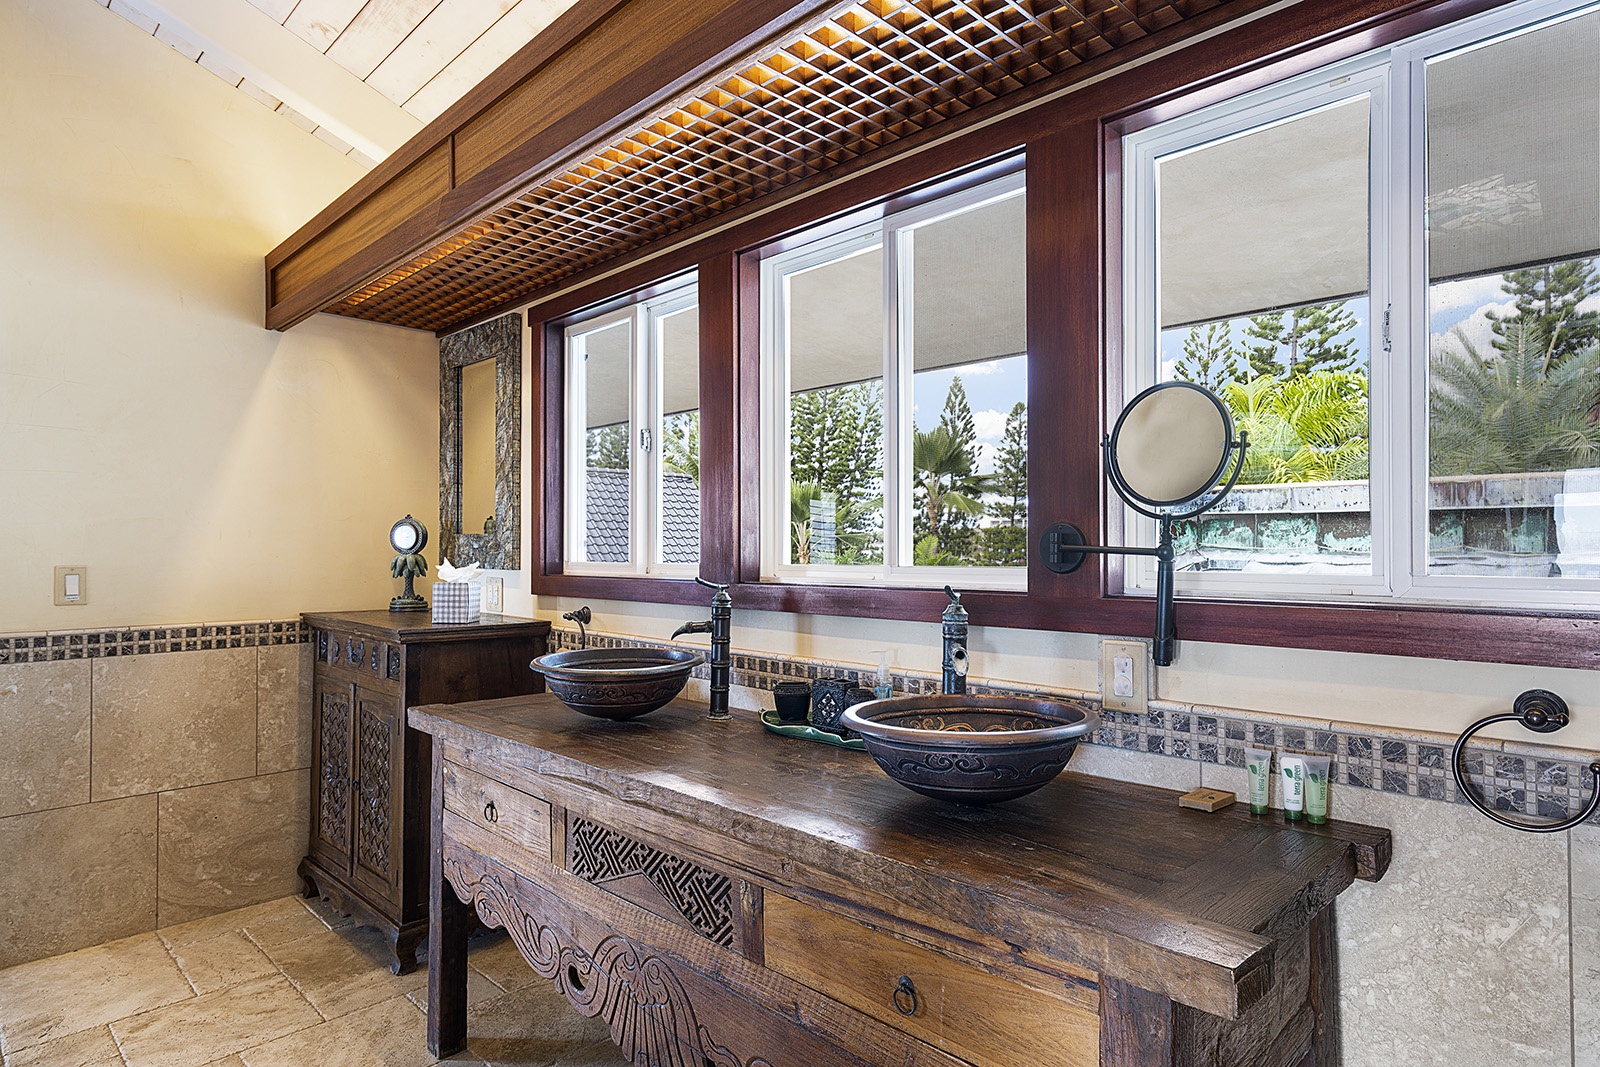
1041, 382, 1249, 667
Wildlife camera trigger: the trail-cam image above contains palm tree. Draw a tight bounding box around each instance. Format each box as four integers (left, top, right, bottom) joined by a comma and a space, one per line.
1429, 323, 1600, 477
912, 426, 989, 545
1218, 371, 1369, 484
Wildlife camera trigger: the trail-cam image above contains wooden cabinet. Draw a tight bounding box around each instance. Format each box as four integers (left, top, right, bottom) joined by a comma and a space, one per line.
300, 610, 549, 973
413, 695, 1390, 1066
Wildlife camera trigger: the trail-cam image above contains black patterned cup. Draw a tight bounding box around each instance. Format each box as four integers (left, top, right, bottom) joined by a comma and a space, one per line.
810, 676, 854, 734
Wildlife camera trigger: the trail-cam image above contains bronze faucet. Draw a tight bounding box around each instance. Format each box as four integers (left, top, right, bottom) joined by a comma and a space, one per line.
561, 606, 591, 649
942, 586, 969, 695
672, 577, 732, 720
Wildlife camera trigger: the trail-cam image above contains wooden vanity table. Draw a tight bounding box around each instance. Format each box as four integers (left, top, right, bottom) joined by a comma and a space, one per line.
411, 695, 1389, 1067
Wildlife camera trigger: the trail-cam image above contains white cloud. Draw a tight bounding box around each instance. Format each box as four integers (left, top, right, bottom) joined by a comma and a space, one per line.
972, 408, 1009, 441
1432, 297, 1515, 356
954, 360, 1003, 376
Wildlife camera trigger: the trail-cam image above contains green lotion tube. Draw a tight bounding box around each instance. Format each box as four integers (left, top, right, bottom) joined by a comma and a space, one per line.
1304, 755, 1331, 824
1245, 746, 1273, 815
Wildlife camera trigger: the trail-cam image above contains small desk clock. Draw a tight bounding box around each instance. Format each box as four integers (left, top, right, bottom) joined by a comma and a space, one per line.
389, 514, 429, 612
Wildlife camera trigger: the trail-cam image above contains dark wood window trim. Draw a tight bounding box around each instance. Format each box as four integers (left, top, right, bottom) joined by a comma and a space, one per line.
528, 0, 1600, 669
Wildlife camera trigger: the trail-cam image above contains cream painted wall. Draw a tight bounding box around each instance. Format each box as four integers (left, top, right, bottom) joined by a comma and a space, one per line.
0, 0, 440, 632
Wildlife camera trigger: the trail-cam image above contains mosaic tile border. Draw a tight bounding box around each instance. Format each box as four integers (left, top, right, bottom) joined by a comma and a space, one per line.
549, 626, 1600, 825
0, 621, 307, 664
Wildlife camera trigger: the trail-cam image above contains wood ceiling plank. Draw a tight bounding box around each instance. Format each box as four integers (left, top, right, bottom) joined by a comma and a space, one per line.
402, 0, 577, 122
245, 0, 299, 22
326, 0, 447, 80
366, 0, 521, 106
285, 0, 373, 53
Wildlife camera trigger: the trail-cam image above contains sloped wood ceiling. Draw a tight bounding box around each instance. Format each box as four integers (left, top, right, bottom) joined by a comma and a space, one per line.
267, 0, 1264, 334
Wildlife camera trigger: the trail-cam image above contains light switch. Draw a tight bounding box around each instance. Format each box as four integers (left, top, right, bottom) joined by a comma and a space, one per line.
54, 565, 88, 606
483, 577, 504, 613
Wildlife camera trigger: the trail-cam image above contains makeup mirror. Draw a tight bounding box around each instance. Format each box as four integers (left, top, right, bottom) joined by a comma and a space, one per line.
440, 313, 521, 571
1042, 381, 1248, 666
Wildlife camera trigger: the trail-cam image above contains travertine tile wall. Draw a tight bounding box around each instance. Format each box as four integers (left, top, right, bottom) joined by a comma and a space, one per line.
0, 625, 311, 968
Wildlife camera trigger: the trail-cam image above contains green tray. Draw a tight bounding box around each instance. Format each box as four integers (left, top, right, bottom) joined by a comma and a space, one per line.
759, 710, 867, 751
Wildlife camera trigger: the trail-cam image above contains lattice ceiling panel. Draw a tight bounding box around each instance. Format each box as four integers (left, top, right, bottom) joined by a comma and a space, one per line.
333, 0, 1237, 332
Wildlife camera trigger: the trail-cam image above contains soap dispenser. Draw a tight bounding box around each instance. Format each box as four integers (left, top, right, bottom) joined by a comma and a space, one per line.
873, 651, 893, 700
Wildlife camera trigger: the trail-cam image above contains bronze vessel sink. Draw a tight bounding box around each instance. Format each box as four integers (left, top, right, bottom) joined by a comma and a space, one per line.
841, 694, 1100, 803
530, 647, 704, 720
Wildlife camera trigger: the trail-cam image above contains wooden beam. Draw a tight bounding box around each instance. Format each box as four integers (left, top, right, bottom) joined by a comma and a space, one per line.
264, 0, 848, 330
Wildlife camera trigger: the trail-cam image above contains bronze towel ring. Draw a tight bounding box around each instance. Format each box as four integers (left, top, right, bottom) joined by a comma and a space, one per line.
1451, 689, 1600, 833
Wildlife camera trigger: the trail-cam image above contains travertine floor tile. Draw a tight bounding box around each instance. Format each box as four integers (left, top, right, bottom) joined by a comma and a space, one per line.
164, 930, 280, 995
258, 922, 428, 1019
240, 900, 345, 955
299, 893, 358, 932
238, 993, 480, 1067
405, 967, 509, 1013
551, 1039, 631, 1067
110, 974, 321, 1067
463, 931, 541, 993
1, 1023, 123, 1067
0, 932, 190, 1053
462, 984, 618, 1067
159, 893, 307, 948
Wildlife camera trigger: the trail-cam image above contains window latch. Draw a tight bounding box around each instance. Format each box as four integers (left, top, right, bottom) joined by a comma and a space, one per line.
639, 427, 652, 452
1382, 304, 1393, 354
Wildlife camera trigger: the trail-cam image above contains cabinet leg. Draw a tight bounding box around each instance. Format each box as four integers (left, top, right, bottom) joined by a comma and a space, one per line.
387, 926, 426, 976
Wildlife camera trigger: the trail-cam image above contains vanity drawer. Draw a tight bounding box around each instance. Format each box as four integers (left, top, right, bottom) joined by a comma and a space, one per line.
440, 760, 552, 863
763, 893, 1099, 1067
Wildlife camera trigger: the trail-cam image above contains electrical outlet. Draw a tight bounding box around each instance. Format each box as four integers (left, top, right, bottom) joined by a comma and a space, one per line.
1100, 638, 1149, 713
483, 576, 504, 613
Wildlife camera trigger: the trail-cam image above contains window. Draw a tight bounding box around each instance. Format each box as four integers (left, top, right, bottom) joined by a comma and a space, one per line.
760, 172, 1029, 588
563, 281, 699, 576
1123, 0, 1600, 609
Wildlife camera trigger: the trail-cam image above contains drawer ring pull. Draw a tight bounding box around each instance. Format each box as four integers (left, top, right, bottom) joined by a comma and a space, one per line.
483, 799, 498, 824
892, 975, 918, 1016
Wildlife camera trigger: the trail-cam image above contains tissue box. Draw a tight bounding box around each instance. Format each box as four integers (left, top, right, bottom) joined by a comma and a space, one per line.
431, 582, 481, 624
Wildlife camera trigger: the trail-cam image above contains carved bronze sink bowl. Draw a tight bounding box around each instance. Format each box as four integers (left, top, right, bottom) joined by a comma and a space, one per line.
529, 647, 704, 720
841, 694, 1100, 804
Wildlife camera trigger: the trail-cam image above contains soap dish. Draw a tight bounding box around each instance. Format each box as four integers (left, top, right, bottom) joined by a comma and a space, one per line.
759, 710, 867, 751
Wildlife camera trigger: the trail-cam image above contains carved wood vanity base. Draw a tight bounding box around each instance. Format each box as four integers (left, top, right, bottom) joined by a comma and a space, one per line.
414, 696, 1389, 1066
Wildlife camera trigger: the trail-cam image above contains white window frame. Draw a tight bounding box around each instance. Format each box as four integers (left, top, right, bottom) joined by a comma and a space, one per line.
562, 280, 699, 578
759, 172, 1028, 590
1120, 0, 1600, 610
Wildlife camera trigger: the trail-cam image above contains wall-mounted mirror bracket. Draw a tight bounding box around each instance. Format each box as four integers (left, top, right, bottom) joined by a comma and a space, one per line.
1043, 382, 1248, 667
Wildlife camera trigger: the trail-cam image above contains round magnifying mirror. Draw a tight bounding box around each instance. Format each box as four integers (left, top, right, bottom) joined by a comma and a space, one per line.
1108, 382, 1234, 510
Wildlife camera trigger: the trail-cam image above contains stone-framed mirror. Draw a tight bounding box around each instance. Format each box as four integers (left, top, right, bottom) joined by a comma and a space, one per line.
440, 313, 521, 571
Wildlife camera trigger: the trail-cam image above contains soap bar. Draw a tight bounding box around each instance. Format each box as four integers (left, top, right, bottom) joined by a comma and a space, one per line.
1178, 787, 1236, 812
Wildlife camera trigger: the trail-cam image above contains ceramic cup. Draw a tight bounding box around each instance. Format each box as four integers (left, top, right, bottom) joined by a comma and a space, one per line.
810, 676, 854, 734
773, 681, 811, 723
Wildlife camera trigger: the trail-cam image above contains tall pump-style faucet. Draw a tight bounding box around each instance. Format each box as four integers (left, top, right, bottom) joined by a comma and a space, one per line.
942, 586, 969, 695
671, 577, 732, 720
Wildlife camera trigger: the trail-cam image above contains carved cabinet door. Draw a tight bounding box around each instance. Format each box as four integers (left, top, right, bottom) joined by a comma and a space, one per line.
310, 680, 354, 876
349, 686, 403, 908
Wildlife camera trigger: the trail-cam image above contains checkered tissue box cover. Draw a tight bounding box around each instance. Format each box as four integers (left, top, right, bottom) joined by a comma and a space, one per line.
431, 582, 481, 623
